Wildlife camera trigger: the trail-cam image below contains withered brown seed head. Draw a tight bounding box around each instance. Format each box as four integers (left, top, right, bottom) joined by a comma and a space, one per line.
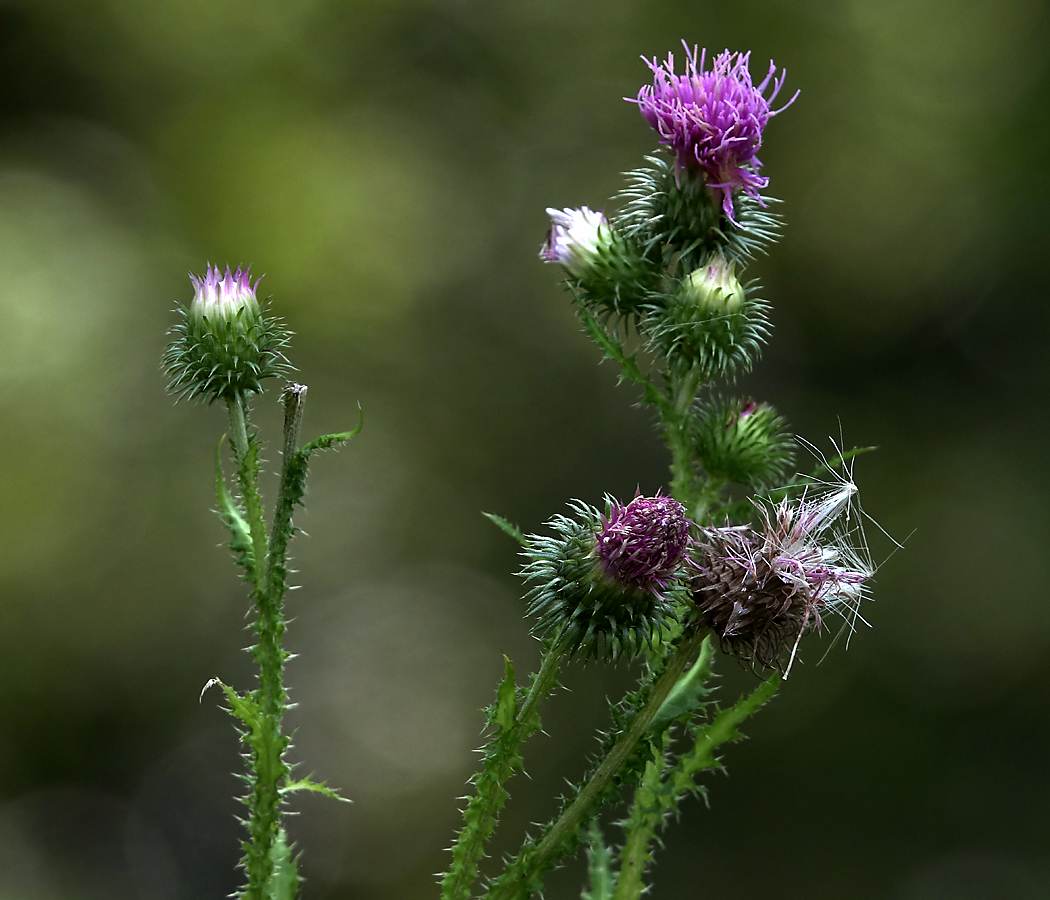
691, 490, 870, 672
692, 525, 812, 669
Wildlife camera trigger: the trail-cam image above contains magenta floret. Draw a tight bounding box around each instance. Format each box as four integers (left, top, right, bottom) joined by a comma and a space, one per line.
631, 43, 797, 224
596, 493, 691, 593
189, 264, 260, 318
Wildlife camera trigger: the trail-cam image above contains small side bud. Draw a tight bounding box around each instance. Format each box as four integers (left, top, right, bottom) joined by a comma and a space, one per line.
163, 265, 292, 403
690, 396, 794, 488
541, 207, 611, 278
521, 494, 692, 661
681, 254, 745, 313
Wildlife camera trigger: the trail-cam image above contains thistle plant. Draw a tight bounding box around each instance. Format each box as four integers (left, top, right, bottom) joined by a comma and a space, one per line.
164, 265, 360, 900
439, 41, 880, 900
163, 40, 883, 900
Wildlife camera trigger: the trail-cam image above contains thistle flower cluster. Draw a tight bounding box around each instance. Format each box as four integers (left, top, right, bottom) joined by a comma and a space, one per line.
632, 45, 797, 224
521, 494, 692, 660
541, 46, 794, 386
164, 265, 291, 403
692, 484, 872, 673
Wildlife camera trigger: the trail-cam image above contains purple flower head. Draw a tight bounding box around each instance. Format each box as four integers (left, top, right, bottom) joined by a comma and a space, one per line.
631, 43, 797, 224
693, 482, 872, 674
595, 492, 691, 594
541, 206, 610, 277
189, 264, 261, 321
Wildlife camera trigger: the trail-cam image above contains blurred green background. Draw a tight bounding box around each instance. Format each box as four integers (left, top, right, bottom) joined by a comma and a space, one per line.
0, 0, 1048, 897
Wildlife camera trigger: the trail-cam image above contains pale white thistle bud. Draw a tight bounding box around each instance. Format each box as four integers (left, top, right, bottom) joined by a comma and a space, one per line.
541, 206, 612, 278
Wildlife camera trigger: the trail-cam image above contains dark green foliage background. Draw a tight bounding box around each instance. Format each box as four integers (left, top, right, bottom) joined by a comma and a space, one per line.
0, 1, 1047, 898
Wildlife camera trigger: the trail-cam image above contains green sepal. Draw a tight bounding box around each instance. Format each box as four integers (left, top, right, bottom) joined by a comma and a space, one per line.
264, 828, 299, 900
581, 818, 614, 900
649, 635, 714, 733
520, 499, 685, 662
571, 223, 659, 321
483, 512, 526, 545
215, 436, 255, 577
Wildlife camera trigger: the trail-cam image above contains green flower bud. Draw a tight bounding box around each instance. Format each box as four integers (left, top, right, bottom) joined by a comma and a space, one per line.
640, 252, 769, 379
681, 254, 745, 313
164, 265, 292, 403
690, 397, 794, 488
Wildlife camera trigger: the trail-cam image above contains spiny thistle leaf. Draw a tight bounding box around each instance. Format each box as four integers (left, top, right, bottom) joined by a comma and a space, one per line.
613, 673, 778, 896
264, 828, 299, 900
281, 777, 350, 803
581, 819, 614, 900
442, 656, 540, 900
483, 512, 526, 545
662, 674, 779, 803
299, 405, 364, 454
649, 635, 715, 733
578, 308, 674, 417
215, 437, 255, 577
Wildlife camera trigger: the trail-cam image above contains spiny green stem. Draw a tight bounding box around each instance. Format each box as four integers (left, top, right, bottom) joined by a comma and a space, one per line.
267, 382, 307, 591
485, 628, 708, 900
665, 370, 704, 513
443, 641, 566, 900
226, 391, 292, 900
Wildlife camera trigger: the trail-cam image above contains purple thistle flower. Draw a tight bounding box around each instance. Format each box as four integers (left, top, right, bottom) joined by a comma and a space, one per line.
630, 43, 797, 224
596, 492, 691, 594
189, 264, 261, 321
692, 483, 871, 674
541, 206, 611, 277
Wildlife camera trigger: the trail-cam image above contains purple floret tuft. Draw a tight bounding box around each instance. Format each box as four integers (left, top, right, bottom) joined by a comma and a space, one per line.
630, 43, 797, 224
596, 493, 691, 593
189, 264, 260, 318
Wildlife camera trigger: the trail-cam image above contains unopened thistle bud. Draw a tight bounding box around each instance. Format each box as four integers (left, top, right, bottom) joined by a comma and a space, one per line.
641, 253, 769, 379
682, 255, 745, 313
691, 483, 872, 674
690, 396, 794, 488
522, 494, 692, 660
541, 207, 611, 277
163, 265, 292, 403
541, 207, 657, 318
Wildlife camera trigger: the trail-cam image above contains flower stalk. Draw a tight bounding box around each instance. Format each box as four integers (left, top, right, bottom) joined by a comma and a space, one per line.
484, 626, 708, 900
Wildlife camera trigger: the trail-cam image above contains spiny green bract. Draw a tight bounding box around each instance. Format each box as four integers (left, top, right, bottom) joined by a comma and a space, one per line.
520, 500, 685, 662
690, 397, 794, 489
616, 153, 782, 271
164, 303, 292, 403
